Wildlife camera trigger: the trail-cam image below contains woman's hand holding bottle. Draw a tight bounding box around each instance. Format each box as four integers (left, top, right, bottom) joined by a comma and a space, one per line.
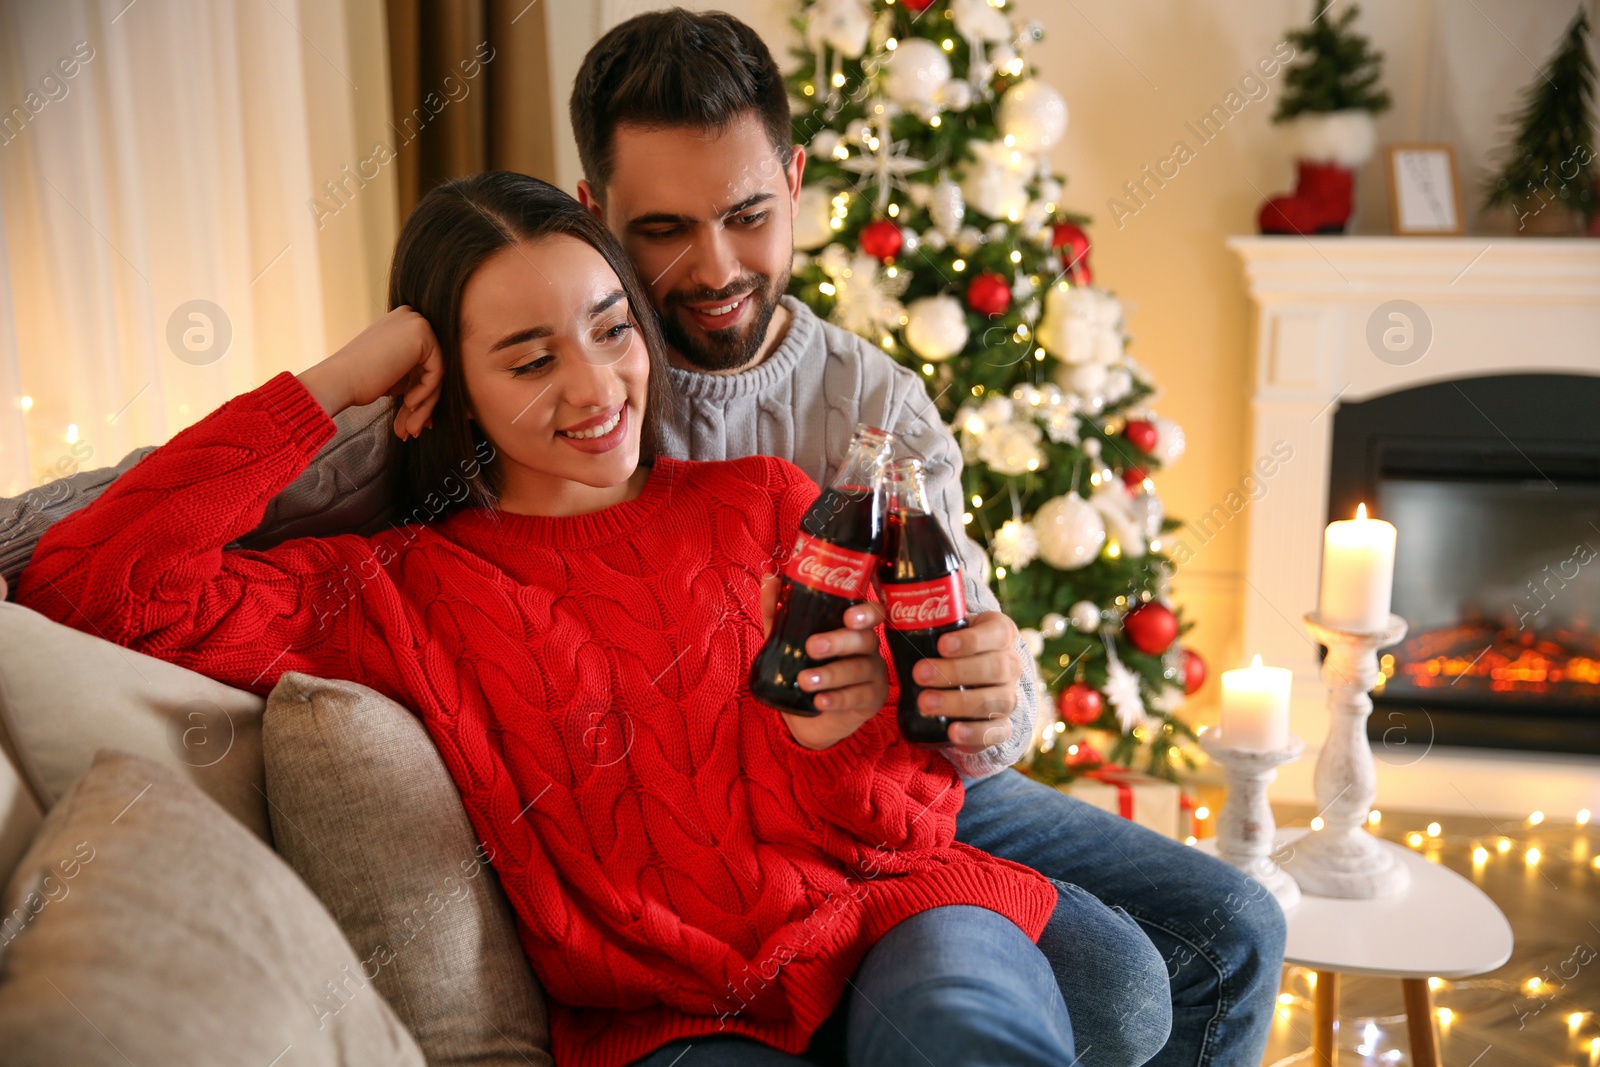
758, 574, 889, 750
296, 307, 445, 440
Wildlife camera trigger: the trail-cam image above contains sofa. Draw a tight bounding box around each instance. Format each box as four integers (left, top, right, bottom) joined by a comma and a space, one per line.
0, 396, 557, 1064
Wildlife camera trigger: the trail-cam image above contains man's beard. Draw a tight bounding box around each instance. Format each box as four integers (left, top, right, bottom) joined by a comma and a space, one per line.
659, 270, 786, 373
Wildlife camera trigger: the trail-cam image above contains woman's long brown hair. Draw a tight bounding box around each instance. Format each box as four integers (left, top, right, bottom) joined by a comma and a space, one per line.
384, 170, 676, 526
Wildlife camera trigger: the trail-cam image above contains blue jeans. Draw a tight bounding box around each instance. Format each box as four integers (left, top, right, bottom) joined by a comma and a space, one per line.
625, 902, 1076, 1066
956, 769, 1287, 1067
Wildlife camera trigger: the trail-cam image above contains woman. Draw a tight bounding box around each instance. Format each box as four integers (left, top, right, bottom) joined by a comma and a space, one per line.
16, 173, 1074, 1067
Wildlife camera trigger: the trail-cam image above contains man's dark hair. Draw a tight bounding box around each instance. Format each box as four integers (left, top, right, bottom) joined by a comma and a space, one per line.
570, 8, 790, 198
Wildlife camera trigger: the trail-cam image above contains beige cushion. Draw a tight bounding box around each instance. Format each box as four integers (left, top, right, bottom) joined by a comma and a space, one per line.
263, 671, 553, 1066
0, 602, 270, 841
0, 750, 426, 1066
0, 746, 41, 888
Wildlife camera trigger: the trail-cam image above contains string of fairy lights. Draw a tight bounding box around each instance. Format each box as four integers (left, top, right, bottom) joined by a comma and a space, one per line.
1255, 807, 1599, 1065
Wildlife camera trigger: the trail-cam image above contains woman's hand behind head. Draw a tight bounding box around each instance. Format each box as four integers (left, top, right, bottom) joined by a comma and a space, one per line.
315, 307, 446, 440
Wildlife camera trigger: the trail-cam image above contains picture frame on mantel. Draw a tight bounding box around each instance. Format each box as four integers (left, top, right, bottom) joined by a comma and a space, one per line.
1385, 144, 1464, 236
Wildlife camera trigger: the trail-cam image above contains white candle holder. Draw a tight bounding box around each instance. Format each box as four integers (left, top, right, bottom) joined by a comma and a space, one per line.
1198, 730, 1305, 913
1279, 611, 1410, 899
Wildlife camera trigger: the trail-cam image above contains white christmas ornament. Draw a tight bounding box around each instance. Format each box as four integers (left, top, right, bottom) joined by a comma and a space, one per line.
819, 247, 910, 340
794, 185, 836, 251
1059, 361, 1108, 399
978, 395, 1014, 426
998, 81, 1069, 153
1105, 367, 1133, 403
1020, 628, 1045, 659
1091, 483, 1147, 559
1039, 612, 1068, 638
1128, 486, 1164, 543
955, 225, 984, 254
1032, 493, 1106, 571
993, 519, 1041, 570
810, 130, 841, 159
923, 228, 949, 252
1036, 284, 1125, 365
960, 140, 1031, 221
805, 0, 873, 59
951, 0, 1012, 42
938, 79, 975, 112
1149, 415, 1186, 465
1068, 600, 1101, 633
928, 175, 966, 238
904, 295, 969, 361
1105, 659, 1150, 734
884, 37, 951, 109
978, 420, 1044, 476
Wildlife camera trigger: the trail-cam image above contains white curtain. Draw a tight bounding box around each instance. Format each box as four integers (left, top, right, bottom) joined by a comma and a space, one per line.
0, 0, 396, 497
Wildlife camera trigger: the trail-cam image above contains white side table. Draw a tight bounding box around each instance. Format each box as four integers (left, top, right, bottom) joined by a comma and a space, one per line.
1200, 828, 1513, 1066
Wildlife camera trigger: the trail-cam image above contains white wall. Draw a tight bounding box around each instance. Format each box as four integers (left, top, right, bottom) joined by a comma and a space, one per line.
544, 0, 1596, 722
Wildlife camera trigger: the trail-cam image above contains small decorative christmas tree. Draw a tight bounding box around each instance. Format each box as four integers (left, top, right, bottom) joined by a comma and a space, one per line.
1259, 0, 1391, 235
1273, 0, 1392, 122
1483, 9, 1598, 230
784, 0, 1204, 781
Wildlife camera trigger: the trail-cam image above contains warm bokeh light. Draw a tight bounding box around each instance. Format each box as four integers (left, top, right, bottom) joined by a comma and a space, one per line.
1529, 810, 1545, 825
1407, 832, 1424, 847
1195, 806, 1211, 820
1368, 809, 1382, 825
1311, 817, 1325, 831
1427, 977, 1442, 991
1526, 847, 1542, 865
1472, 846, 1489, 865
1426, 821, 1442, 837
1497, 837, 1512, 853
1579, 808, 1592, 825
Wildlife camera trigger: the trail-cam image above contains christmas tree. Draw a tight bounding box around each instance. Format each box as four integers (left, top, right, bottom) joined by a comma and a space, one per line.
1483, 9, 1598, 227
1272, 0, 1391, 122
785, 0, 1204, 781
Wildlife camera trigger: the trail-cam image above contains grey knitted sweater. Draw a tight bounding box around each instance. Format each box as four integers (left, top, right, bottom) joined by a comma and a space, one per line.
0, 297, 1037, 782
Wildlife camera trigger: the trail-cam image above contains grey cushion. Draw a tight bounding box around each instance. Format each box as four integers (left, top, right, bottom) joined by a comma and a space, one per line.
263, 671, 553, 1066
0, 601, 271, 842
0, 393, 397, 589
0, 749, 426, 1066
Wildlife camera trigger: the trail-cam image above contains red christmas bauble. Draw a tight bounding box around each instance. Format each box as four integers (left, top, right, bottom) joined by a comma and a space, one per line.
900, 0, 936, 10
859, 220, 903, 262
966, 273, 1012, 317
1123, 419, 1159, 454
1057, 683, 1104, 726
1051, 221, 1092, 282
1181, 647, 1207, 695
1123, 603, 1178, 656
1121, 466, 1147, 490
1066, 739, 1104, 768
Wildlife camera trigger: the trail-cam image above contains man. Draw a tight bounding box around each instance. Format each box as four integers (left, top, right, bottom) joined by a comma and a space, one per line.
0, 9, 1284, 1064
564, 11, 1283, 1066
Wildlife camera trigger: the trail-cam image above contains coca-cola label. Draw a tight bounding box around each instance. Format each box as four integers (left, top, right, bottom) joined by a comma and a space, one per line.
783, 533, 876, 600
883, 575, 967, 630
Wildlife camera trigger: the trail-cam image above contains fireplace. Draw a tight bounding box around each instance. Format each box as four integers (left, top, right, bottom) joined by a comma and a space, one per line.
1328, 373, 1600, 755
1228, 236, 1600, 815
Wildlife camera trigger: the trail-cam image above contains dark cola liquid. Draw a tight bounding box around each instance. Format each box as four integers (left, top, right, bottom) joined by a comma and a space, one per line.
880, 511, 971, 747
749, 486, 881, 715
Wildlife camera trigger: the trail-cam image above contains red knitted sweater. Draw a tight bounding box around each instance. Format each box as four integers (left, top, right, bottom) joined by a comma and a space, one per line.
16, 371, 1059, 1067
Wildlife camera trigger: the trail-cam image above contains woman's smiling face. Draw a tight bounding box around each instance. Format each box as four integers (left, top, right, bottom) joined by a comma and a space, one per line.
457, 234, 650, 510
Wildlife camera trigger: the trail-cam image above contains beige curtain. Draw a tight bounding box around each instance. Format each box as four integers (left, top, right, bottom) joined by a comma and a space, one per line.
384, 0, 558, 218
0, 0, 397, 497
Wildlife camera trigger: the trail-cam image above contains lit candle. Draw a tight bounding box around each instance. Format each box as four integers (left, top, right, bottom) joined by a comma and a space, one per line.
1318, 503, 1397, 632
1220, 654, 1292, 752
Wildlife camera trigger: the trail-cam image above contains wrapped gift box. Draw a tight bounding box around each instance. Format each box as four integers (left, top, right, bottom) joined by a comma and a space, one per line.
1058, 768, 1184, 840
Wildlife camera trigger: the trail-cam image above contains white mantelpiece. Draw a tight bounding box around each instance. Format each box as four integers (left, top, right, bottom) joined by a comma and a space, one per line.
1228, 236, 1600, 817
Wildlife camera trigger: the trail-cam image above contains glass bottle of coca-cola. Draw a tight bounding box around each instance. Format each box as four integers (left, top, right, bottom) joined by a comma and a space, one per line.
749, 424, 895, 715
878, 457, 972, 747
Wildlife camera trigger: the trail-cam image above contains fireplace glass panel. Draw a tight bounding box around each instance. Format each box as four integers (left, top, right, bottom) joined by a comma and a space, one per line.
1376, 475, 1600, 711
